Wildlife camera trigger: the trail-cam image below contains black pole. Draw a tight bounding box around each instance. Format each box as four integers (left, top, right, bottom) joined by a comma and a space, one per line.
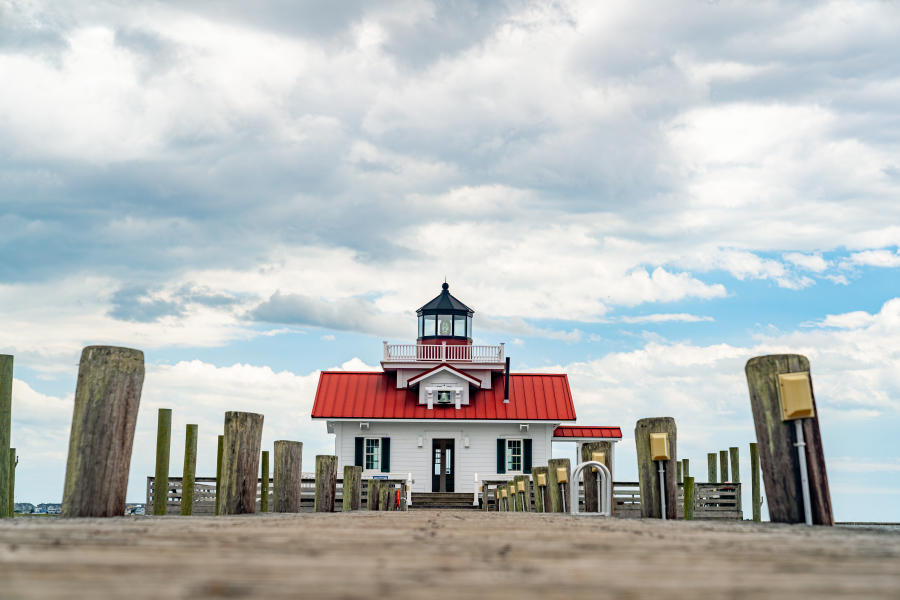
504, 357, 510, 403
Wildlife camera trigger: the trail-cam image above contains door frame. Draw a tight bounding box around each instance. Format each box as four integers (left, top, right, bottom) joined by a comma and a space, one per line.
431, 438, 456, 492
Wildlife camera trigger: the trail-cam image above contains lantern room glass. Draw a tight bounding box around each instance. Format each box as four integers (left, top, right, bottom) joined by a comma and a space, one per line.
467, 315, 472, 337
453, 315, 466, 337
438, 314, 452, 336
424, 314, 436, 336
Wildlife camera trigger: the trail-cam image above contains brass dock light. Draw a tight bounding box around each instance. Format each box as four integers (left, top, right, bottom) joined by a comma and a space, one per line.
650, 432, 670, 520
777, 371, 815, 525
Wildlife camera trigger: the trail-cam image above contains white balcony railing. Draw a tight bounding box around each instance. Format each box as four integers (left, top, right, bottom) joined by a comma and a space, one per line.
383, 342, 504, 363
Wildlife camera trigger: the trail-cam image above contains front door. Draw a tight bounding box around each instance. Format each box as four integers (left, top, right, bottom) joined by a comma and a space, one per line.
432, 439, 455, 492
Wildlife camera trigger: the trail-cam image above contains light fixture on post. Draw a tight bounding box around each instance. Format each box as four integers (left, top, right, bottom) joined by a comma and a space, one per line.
778, 371, 815, 526
650, 432, 670, 520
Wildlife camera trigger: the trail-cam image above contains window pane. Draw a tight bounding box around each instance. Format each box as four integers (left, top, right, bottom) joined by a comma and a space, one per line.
365, 438, 380, 470
454, 315, 466, 337
418, 316, 424, 337
424, 315, 436, 336
467, 315, 472, 338
506, 440, 522, 472
438, 314, 452, 336
445, 448, 452, 474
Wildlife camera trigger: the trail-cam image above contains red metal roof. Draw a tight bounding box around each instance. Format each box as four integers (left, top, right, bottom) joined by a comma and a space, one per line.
553, 426, 622, 439
312, 371, 576, 421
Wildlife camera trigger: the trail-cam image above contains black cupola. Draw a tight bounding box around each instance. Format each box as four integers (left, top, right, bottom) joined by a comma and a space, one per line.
416, 282, 473, 341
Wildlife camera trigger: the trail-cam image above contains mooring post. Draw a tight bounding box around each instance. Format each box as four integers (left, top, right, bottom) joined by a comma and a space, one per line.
676, 461, 682, 484
750, 442, 761, 522
745, 355, 833, 525
682, 458, 690, 480
580, 441, 612, 513
683, 476, 695, 520
366, 479, 379, 510
215, 434, 223, 515
531, 467, 549, 513
707, 453, 717, 483
0, 355, 11, 519
274, 441, 303, 513
219, 411, 264, 515
343, 465, 362, 511
635, 417, 677, 519
314, 455, 337, 512
152, 408, 172, 515
260, 450, 270, 512
719, 450, 729, 482
513, 475, 528, 512
180, 424, 198, 516
547, 458, 571, 513
729, 447, 740, 483
62, 346, 145, 518
379, 483, 391, 511
8, 447, 16, 516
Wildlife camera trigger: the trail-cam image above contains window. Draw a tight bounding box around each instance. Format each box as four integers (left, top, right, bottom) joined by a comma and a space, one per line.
467, 315, 472, 338
418, 315, 424, 337
453, 314, 466, 337
424, 314, 436, 336
438, 314, 452, 336
365, 438, 380, 471
506, 439, 522, 473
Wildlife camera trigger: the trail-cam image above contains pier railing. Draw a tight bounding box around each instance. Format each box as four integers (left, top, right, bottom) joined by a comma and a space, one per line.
383, 342, 504, 363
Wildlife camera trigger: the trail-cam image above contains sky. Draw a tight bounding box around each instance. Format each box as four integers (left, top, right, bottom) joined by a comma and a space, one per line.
1, 0, 899, 521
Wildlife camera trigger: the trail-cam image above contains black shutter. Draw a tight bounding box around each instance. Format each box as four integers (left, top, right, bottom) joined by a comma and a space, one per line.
496, 438, 506, 474
523, 439, 533, 474
381, 437, 390, 472
354, 437, 363, 467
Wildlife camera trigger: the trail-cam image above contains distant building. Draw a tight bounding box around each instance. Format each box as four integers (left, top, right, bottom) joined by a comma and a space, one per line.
35, 503, 61, 514
14, 502, 35, 514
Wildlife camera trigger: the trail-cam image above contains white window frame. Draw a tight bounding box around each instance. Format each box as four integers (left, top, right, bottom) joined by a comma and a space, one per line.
364, 437, 381, 472
506, 438, 523, 474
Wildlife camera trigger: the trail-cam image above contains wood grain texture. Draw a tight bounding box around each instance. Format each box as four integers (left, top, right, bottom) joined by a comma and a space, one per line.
314, 455, 337, 513
0, 355, 11, 519
379, 484, 391, 511
342, 466, 362, 512
745, 354, 834, 525
719, 450, 729, 483
153, 409, 172, 516
8, 447, 15, 516
215, 435, 223, 516
260, 451, 269, 513
707, 453, 717, 483
366, 479, 379, 511
530, 467, 549, 513
750, 442, 761, 522
729, 447, 740, 483
682, 458, 690, 480
634, 417, 677, 519
219, 412, 264, 515
580, 441, 613, 514
180, 424, 198, 516
62, 346, 145, 518
683, 476, 695, 520
273, 441, 303, 513
546, 458, 571, 513
514, 475, 529, 512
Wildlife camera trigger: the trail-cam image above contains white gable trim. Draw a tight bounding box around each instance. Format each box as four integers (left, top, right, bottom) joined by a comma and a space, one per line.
407, 364, 481, 387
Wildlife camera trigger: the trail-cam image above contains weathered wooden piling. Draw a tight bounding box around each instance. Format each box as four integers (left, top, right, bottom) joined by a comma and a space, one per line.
682, 458, 690, 479
683, 476, 695, 520
260, 450, 270, 512
180, 424, 198, 516
314, 455, 337, 512
379, 484, 392, 511
153, 408, 172, 515
343, 465, 362, 511
274, 441, 303, 513
219, 411, 264, 515
215, 434, 223, 515
531, 466, 549, 513
719, 449, 729, 482
746, 354, 833, 525
62, 346, 145, 518
547, 458, 571, 513
0, 355, 11, 519
750, 441, 761, 522
707, 453, 717, 483
8, 448, 15, 516
581, 441, 612, 513
635, 417, 677, 519
676, 461, 682, 484
729, 447, 740, 483
366, 479, 379, 510
513, 475, 528, 512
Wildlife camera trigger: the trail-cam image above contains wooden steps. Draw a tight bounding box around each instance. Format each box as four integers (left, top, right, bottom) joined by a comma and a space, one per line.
410, 492, 478, 509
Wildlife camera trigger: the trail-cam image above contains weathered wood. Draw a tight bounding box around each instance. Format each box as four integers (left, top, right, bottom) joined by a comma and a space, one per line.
750, 442, 761, 522
379, 484, 392, 511
745, 354, 834, 525
215, 435, 223, 515
729, 447, 740, 483
180, 424, 198, 516
580, 441, 612, 513
260, 450, 270, 512
314, 455, 337, 512
514, 475, 529, 512
509, 482, 518, 511
682, 458, 690, 480
153, 408, 172, 516
683, 476, 695, 520
342, 465, 362, 511
719, 450, 729, 482
634, 417, 677, 519
707, 453, 717, 483
547, 458, 571, 513
0, 355, 11, 519
676, 461, 682, 484
366, 479, 380, 510
219, 411, 264, 515
8, 447, 15, 516
531, 467, 549, 513
62, 346, 145, 518
274, 441, 303, 513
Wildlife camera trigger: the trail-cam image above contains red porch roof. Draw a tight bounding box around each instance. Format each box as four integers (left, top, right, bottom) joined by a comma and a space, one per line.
553, 426, 622, 439
312, 371, 576, 421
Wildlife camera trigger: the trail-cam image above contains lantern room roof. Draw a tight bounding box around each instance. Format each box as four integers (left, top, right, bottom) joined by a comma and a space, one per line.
417, 282, 473, 315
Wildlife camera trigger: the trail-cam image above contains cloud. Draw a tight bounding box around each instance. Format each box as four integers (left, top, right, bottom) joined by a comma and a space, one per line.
783, 252, 829, 273
847, 249, 900, 268
251, 291, 407, 337
620, 313, 714, 324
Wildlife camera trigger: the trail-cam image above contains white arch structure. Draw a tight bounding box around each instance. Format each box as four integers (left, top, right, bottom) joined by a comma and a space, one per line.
569, 461, 612, 517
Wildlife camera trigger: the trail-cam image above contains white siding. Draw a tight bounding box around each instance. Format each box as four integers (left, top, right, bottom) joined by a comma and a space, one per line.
331, 421, 555, 493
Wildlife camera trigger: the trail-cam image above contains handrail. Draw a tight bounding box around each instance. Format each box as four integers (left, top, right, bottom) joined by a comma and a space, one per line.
570, 461, 612, 517
383, 342, 504, 363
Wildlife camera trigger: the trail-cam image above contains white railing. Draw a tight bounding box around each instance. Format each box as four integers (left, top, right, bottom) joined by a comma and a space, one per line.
383, 342, 504, 363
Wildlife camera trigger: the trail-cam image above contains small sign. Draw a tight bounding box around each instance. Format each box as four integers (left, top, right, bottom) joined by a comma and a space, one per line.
372, 475, 388, 479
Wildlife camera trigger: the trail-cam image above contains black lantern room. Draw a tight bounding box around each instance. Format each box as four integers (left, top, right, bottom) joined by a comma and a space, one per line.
417, 282, 473, 342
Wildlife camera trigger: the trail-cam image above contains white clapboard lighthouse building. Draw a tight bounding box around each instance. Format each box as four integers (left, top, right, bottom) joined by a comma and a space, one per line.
311, 283, 621, 495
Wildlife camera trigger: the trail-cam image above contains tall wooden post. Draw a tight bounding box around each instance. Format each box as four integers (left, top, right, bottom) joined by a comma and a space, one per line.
547, 458, 571, 513
8, 448, 15, 516
635, 417, 677, 519
683, 476, 695, 520
215, 435, 223, 515
581, 441, 612, 513
379, 484, 392, 511
366, 479, 379, 510
219, 411, 264, 515
314, 455, 337, 512
0, 355, 11, 519
342, 465, 362, 511
682, 458, 690, 480
152, 408, 172, 516
274, 441, 303, 512
513, 475, 527, 512
750, 442, 761, 522
180, 424, 198, 516
719, 450, 729, 482
707, 453, 717, 483
746, 354, 833, 525
260, 450, 270, 512
729, 447, 740, 483
531, 467, 549, 513
62, 346, 145, 518
676, 461, 682, 484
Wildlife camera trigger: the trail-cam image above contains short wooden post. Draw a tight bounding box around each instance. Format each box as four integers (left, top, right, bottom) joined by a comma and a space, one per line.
314, 455, 337, 512
152, 408, 173, 515
682, 458, 690, 480
260, 450, 270, 512
180, 424, 198, 516
366, 479, 379, 510
676, 461, 682, 484
513, 475, 528, 512
532, 466, 550, 512
343, 465, 362, 511
750, 442, 761, 522
8, 448, 16, 516
707, 453, 717, 483
683, 476, 695, 520
729, 447, 740, 483
0, 355, 11, 519
635, 417, 677, 519
379, 484, 392, 511
219, 411, 264, 515
746, 354, 833, 525
274, 441, 303, 513
719, 450, 729, 482
215, 434, 223, 515
62, 346, 145, 518
482, 483, 490, 511
580, 441, 612, 513
547, 458, 571, 513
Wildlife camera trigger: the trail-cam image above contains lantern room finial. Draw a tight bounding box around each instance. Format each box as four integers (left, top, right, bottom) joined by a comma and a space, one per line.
416, 282, 473, 342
